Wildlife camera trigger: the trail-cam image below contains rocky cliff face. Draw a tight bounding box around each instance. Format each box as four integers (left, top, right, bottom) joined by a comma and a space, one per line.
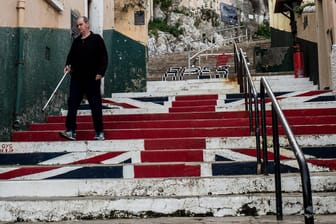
148, 0, 269, 56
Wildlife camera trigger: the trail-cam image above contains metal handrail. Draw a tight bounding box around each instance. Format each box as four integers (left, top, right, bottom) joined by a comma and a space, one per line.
234, 42, 314, 223
260, 78, 314, 224
234, 43, 262, 173
233, 42, 242, 92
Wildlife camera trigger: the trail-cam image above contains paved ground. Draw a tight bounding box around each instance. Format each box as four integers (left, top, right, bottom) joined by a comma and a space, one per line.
1, 215, 335, 224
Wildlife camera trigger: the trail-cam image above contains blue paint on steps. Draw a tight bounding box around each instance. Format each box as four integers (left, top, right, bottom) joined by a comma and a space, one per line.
305, 95, 336, 102
0, 152, 133, 166
46, 166, 123, 179
302, 146, 336, 158
224, 91, 292, 103
212, 161, 299, 176
225, 92, 292, 99
215, 154, 234, 161
132, 96, 169, 105
0, 152, 68, 165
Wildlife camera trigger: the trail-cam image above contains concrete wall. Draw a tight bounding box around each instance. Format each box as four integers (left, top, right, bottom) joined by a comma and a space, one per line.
296, 12, 317, 43
316, 0, 336, 90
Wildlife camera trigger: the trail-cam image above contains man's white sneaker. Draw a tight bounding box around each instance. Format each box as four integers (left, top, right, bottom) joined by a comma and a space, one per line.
94, 132, 105, 140
60, 130, 76, 141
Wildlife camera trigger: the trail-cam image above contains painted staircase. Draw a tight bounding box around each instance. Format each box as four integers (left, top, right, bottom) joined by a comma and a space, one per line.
1, 76, 336, 222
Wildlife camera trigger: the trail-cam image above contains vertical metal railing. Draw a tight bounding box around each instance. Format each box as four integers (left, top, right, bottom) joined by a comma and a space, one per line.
259, 78, 314, 223
233, 43, 243, 93
234, 42, 314, 224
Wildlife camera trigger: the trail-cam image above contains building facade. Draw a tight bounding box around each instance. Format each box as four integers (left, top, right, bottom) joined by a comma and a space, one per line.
269, 0, 336, 90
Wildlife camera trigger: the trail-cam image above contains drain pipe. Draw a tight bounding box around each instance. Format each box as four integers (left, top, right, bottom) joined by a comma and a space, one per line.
14, 0, 26, 128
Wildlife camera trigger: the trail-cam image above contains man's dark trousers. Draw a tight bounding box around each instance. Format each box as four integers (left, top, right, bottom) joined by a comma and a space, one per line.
65, 77, 103, 133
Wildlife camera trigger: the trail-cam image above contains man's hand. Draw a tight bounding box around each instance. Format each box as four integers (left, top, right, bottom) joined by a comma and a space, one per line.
64, 65, 71, 74
95, 74, 103, 80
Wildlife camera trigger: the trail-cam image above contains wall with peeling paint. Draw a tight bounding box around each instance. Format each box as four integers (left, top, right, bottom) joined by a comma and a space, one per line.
0, 27, 72, 140
104, 30, 147, 94
0, 28, 18, 140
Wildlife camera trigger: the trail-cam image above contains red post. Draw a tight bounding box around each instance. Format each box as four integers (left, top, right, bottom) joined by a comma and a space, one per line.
293, 44, 305, 78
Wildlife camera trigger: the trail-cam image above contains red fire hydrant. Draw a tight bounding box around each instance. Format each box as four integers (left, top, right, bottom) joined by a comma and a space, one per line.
293, 44, 305, 78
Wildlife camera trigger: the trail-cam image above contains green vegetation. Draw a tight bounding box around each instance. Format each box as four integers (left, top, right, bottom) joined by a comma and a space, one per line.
148, 18, 183, 37
256, 20, 271, 39
294, 2, 315, 14
153, 0, 173, 11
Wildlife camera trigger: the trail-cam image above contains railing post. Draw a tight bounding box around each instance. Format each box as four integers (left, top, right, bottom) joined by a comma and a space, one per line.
241, 53, 248, 111
254, 93, 261, 174
260, 81, 268, 175
272, 105, 283, 220
248, 84, 254, 135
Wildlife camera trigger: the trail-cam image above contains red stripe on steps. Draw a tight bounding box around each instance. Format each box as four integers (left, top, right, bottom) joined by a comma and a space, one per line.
71, 152, 125, 164
12, 127, 251, 142
264, 125, 336, 136
0, 166, 59, 179
46, 111, 249, 123
141, 150, 203, 162
169, 106, 215, 113
282, 108, 336, 116
144, 138, 206, 150
234, 149, 291, 160
29, 115, 336, 132
175, 94, 218, 100
172, 99, 217, 107
134, 164, 200, 178
29, 118, 250, 131
308, 159, 336, 171
294, 90, 331, 97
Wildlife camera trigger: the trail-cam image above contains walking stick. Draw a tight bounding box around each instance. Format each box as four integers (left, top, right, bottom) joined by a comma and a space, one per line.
41, 71, 68, 111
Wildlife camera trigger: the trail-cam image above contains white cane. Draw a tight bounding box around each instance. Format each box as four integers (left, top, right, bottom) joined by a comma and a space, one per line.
41, 71, 69, 111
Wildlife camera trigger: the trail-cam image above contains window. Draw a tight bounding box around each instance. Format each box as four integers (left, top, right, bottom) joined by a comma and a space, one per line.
134, 11, 145, 25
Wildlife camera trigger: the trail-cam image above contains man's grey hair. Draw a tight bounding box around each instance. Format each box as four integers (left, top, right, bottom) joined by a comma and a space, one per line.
78, 16, 89, 23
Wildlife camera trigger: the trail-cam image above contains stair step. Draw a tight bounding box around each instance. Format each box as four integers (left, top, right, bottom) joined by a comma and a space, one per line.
144, 138, 206, 150
175, 94, 218, 100
171, 99, 217, 107
28, 118, 251, 131
0, 191, 335, 221
1, 159, 335, 180
12, 124, 336, 142
47, 111, 249, 123
1, 173, 335, 197
4, 135, 335, 153
27, 115, 336, 132
47, 108, 336, 123
11, 127, 252, 141
2, 146, 335, 167
169, 105, 216, 112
